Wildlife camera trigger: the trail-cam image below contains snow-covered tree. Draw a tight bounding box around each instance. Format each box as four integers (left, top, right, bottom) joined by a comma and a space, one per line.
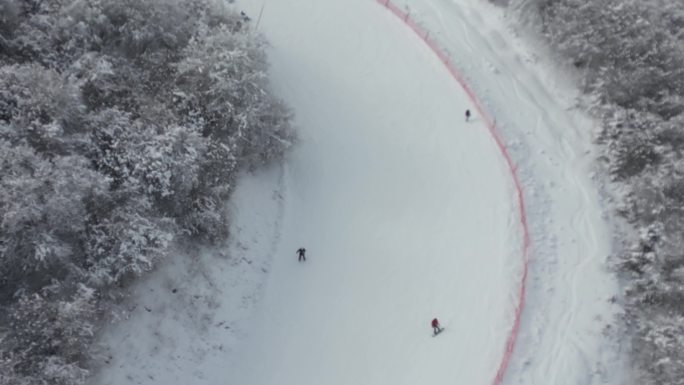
0, 0, 293, 383
0, 141, 108, 297
176, 21, 293, 168
85, 200, 174, 286
2, 286, 97, 385
510, 0, 684, 383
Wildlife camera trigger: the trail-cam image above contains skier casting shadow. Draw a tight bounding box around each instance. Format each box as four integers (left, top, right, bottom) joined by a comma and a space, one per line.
431, 318, 443, 336
297, 247, 306, 262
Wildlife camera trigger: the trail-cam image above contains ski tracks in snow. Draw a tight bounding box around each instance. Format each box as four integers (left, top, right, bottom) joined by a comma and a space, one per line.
396, 0, 623, 384
231, 0, 518, 384
371, 2, 530, 385
92, 166, 288, 385
93, 0, 624, 384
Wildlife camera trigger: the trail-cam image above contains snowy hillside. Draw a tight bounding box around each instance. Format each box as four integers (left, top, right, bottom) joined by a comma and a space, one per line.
93, 0, 624, 384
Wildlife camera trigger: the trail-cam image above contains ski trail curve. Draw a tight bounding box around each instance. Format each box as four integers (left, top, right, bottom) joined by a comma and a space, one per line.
371, 2, 530, 385
398, 1, 622, 385
229, 0, 520, 384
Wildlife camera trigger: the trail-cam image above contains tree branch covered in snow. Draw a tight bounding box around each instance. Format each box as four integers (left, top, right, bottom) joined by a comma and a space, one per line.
0, 0, 293, 383
508, 0, 684, 383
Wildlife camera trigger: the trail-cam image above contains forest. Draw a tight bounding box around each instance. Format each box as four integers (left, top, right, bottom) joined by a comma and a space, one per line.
508, 0, 684, 383
0, 0, 293, 384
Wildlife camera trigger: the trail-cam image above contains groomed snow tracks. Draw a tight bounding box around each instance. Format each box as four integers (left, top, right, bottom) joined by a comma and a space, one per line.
372, 1, 531, 385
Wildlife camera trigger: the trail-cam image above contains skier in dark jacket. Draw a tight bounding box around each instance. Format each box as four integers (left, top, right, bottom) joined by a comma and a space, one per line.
465, 109, 471, 122
431, 318, 442, 335
297, 247, 306, 262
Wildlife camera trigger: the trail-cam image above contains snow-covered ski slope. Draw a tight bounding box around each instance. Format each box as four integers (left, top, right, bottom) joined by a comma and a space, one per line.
230, 0, 520, 384
229, 0, 621, 383
93, 0, 622, 384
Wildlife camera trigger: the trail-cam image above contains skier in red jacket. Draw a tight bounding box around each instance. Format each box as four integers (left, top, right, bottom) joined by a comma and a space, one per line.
431, 318, 442, 335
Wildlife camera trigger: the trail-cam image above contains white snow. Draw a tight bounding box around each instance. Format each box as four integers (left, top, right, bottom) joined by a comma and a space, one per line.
92, 0, 623, 385
91, 166, 285, 385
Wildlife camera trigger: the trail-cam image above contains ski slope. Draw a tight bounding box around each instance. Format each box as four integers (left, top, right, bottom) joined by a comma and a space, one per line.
229, 0, 520, 384
93, 0, 622, 384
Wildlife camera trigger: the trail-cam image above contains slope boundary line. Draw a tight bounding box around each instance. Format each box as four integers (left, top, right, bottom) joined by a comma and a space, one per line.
372, 1, 531, 384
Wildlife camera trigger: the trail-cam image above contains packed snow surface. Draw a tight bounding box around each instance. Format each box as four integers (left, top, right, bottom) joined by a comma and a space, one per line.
93, 0, 621, 384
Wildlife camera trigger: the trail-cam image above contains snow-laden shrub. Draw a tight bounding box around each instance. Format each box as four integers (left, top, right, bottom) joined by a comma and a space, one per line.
0, 141, 109, 300
531, 0, 684, 108
176, 22, 293, 168
85, 201, 174, 286
0, 0, 20, 39
635, 314, 684, 385
1, 285, 96, 385
0, 64, 83, 152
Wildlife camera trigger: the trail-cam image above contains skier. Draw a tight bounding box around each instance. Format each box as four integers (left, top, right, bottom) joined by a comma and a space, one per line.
465, 109, 471, 122
431, 318, 442, 335
297, 247, 306, 262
